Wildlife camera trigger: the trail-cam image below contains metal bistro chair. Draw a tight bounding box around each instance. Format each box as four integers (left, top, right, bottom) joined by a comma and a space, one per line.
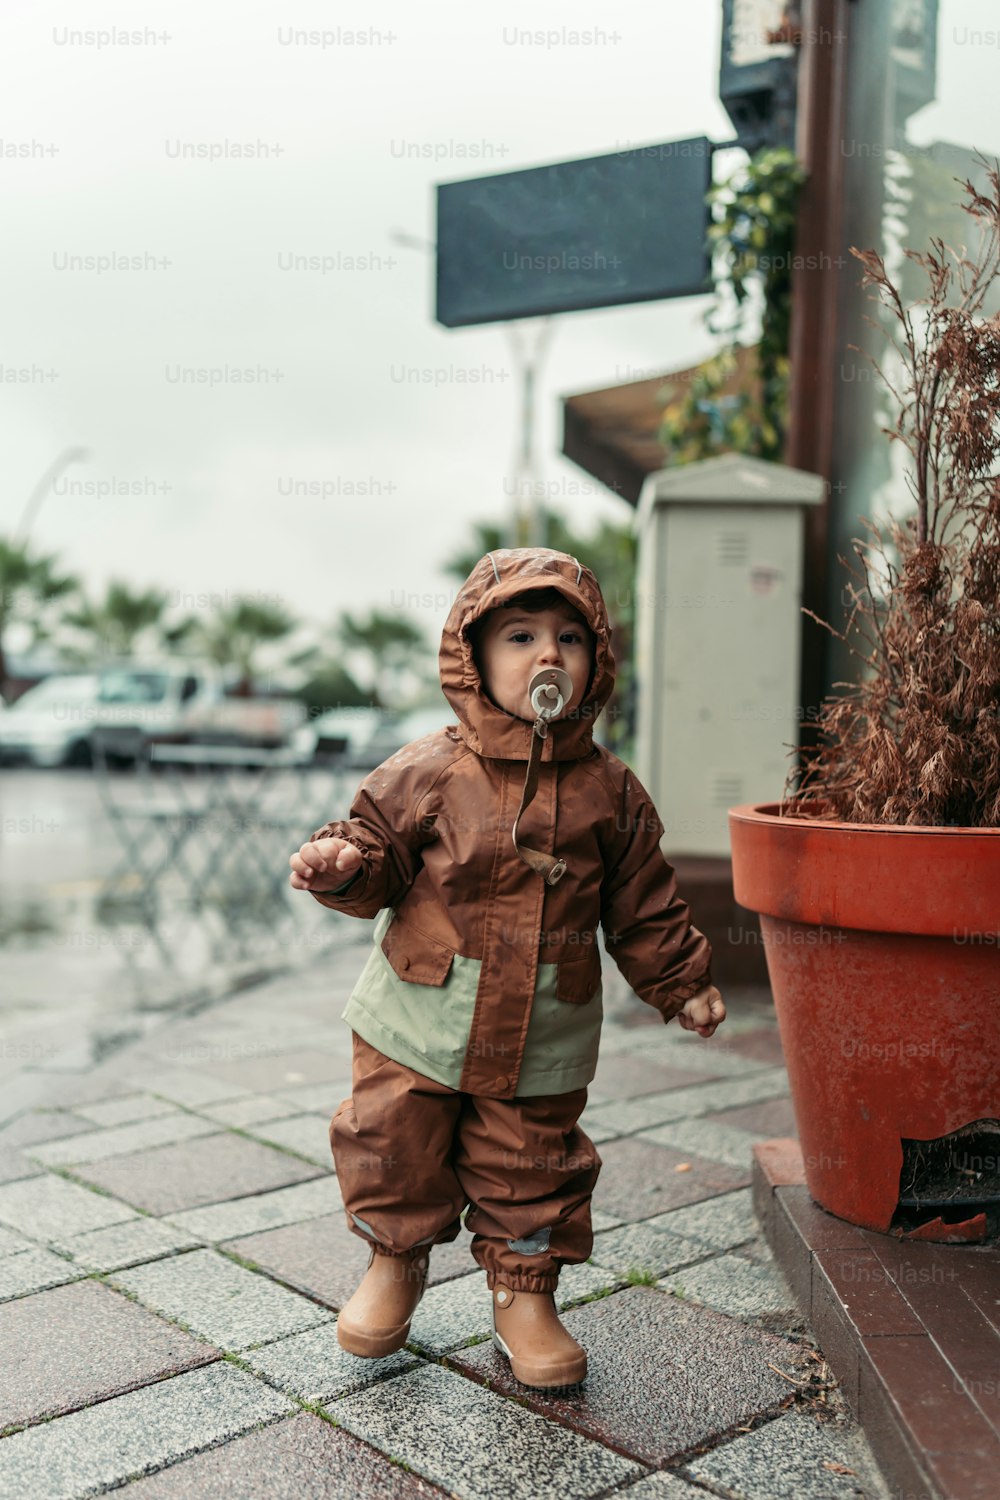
91, 732, 221, 915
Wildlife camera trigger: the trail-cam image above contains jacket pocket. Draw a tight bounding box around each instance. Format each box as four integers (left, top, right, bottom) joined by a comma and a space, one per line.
381, 915, 455, 987
555, 946, 602, 1005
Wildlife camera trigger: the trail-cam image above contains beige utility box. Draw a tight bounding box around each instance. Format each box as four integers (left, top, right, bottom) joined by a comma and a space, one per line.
633, 454, 825, 856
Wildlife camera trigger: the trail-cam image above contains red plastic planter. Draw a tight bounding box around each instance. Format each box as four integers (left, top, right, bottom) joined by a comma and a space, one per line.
728, 802, 1000, 1240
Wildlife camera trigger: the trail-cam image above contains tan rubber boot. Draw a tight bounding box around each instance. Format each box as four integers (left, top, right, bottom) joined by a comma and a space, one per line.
492, 1283, 588, 1388
336, 1246, 430, 1357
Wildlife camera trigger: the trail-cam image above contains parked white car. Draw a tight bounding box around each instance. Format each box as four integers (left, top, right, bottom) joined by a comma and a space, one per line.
0, 673, 102, 767
290, 706, 389, 766
87, 663, 226, 763
0, 663, 225, 767
363, 704, 455, 765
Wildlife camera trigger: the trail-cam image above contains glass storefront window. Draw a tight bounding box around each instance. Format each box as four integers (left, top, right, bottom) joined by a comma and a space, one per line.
827, 0, 999, 690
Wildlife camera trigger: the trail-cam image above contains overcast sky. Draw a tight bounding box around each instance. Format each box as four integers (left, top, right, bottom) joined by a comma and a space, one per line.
2, 0, 995, 672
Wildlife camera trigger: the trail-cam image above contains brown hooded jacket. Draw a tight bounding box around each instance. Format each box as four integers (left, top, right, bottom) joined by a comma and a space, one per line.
309, 548, 713, 1098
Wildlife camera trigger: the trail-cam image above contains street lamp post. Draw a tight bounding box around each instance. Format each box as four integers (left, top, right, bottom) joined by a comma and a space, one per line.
14, 446, 91, 548
505, 318, 556, 549
389, 229, 556, 550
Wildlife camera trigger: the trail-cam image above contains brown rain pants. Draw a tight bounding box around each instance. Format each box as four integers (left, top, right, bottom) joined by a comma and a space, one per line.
329, 1032, 602, 1292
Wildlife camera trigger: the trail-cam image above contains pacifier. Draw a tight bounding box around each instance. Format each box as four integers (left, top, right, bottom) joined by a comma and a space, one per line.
528, 666, 574, 722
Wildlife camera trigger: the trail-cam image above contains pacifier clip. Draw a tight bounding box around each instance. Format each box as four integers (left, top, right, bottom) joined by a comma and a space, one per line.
510, 667, 573, 886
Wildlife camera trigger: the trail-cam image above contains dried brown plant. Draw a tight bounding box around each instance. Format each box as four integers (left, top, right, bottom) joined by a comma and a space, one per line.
782, 156, 1000, 827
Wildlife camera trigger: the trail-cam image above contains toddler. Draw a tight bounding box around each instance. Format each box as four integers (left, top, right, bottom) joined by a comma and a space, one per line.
290, 547, 725, 1388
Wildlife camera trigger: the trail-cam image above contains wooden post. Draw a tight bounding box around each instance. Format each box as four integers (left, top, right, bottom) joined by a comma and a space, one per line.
784, 0, 854, 742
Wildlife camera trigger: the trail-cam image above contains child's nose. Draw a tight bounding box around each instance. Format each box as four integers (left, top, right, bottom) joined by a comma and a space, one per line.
535, 639, 563, 665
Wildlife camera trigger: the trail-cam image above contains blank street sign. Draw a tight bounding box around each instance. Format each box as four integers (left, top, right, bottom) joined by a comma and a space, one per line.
436, 138, 713, 328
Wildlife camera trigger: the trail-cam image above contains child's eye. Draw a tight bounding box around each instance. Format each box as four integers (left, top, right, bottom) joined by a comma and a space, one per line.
510, 631, 532, 643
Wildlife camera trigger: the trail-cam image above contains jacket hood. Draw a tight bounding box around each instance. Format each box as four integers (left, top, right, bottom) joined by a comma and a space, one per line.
439, 548, 616, 762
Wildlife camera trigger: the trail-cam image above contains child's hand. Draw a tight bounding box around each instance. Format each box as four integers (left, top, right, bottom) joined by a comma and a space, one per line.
675, 984, 726, 1037
289, 837, 363, 892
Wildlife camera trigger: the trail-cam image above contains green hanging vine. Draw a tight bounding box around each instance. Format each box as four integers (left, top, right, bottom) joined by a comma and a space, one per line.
660, 145, 807, 464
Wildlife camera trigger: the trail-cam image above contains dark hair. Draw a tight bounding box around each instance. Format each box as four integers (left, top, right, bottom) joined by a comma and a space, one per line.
470, 588, 590, 642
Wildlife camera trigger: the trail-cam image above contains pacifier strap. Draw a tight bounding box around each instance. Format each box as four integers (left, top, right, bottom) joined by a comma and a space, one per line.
511, 721, 568, 885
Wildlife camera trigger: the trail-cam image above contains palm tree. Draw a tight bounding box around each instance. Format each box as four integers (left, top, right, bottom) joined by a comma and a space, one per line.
336, 610, 430, 708
443, 510, 635, 606
175, 600, 299, 695
0, 538, 79, 693
59, 580, 170, 663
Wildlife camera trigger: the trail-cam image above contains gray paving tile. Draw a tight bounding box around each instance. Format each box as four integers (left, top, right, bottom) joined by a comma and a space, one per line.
164, 1175, 341, 1243
0, 1077, 63, 1131
0, 1361, 294, 1500
592, 1052, 719, 1098
332, 1362, 645, 1499
590, 1223, 711, 1280
600, 1030, 770, 1078
75, 1095, 182, 1128
660, 1253, 797, 1321
647, 1187, 759, 1252
583, 1067, 789, 1136
578, 1108, 624, 1144
593, 1023, 665, 1057
654, 1066, 791, 1117
160, 1022, 346, 1062
0, 1279, 219, 1429
75, 1131, 324, 1215
611, 1473, 710, 1499
594, 1137, 749, 1222
0, 1247, 85, 1302
654, 1045, 770, 1080
708, 1095, 799, 1138
111, 1247, 333, 1351
643, 1117, 765, 1170
271, 1080, 349, 1114
407, 1270, 490, 1355
106, 1411, 449, 1498
581, 1096, 669, 1136
29, 1112, 219, 1167
194, 1095, 303, 1128
732, 1235, 781, 1269
53, 1217, 201, 1272
0, 1173, 138, 1240
449, 1286, 812, 1467
420, 1224, 480, 1285
0, 1148, 41, 1187
0, 1109, 95, 1148
223, 1210, 369, 1310
188, 1047, 350, 1092
0, 1225, 31, 1258
682, 1406, 891, 1499
557, 1260, 623, 1306
244, 1114, 332, 1164
123, 1066, 247, 1106
244, 1320, 421, 1402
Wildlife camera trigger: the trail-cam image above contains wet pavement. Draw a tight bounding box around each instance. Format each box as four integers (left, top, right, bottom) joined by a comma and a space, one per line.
0, 916, 897, 1500
0, 761, 358, 1124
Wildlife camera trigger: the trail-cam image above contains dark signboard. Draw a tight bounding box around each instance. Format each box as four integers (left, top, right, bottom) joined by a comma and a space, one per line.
719, 0, 798, 153
435, 138, 713, 328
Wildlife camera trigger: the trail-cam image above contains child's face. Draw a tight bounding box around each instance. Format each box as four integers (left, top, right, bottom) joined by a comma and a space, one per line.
475, 602, 594, 722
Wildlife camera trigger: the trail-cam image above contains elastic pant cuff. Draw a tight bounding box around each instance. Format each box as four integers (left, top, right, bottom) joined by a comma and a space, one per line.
486, 1268, 560, 1293
370, 1243, 429, 1260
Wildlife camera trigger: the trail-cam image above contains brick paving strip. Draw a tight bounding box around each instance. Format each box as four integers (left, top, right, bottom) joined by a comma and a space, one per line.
754, 1140, 1000, 1500
0, 958, 896, 1500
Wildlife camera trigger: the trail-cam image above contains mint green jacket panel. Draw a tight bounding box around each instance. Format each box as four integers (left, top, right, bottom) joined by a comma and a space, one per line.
342, 913, 604, 1098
